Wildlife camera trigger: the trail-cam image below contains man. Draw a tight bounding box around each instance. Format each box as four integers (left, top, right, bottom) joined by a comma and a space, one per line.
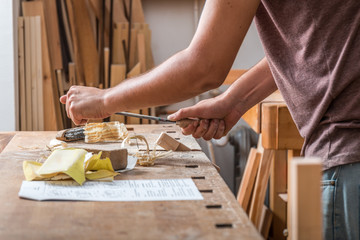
61, 1, 360, 238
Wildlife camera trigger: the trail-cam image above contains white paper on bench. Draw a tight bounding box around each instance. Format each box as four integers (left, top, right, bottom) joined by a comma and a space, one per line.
18, 178, 203, 201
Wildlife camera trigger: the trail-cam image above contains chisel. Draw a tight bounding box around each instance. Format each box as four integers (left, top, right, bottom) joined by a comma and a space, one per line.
115, 112, 197, 128
56, 112, 197, 142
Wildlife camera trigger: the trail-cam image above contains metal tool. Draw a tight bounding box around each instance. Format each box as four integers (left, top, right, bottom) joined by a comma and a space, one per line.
115, 112, 196, 128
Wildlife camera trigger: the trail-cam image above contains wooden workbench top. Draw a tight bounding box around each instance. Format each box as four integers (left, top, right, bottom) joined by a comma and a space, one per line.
0, 124, 261, 240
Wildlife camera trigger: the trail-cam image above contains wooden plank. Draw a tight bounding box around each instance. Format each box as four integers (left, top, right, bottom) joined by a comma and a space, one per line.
68, 0, 100, 87
68, 62, 76, 86
60, 0, 74, 61
18, 17, 26, 131
288, 157, 322, 240
112, 22, 129, 65
125, 0, 145, 23
34, 16, 44, 131
237, 148, 261, 213
22, 1, 58, 131
129, 28, 138, 70
137, 32, 146, 73
41, 0, 63, 70
24, 17, 32, 131
113, 0, 128, 23
110, 64, 126, 123
269, 150, 287, 240
249, 149, 274, 228
104, 47, 110, 88
30, 17, 39, 131
259, 205, 273, 239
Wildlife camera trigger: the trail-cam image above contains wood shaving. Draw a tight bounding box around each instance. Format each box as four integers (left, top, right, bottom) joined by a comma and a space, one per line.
84, 121, 129, 143
121, 134, 172, 166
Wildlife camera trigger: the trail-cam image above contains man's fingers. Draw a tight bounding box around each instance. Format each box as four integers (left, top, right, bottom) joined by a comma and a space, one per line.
192, 119, 209, 138
214, 120, 225, 139
181, 120, 198, 135
202, 119, 219, 141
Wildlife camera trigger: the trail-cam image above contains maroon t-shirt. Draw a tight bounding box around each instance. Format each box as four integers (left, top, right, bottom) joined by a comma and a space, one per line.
255, 0, 360, 169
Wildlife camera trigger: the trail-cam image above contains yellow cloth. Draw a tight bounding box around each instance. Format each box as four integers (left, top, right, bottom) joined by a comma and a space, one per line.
23, 149, 119, 185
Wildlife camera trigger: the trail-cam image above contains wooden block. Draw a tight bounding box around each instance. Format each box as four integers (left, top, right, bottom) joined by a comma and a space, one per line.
259, 205, 273, 239
66, 142, 128, 171
155, 132, 191, 151
18, 17, 26, 131
237, 148, 261, 213
249, 149, 274, 228
288, 157, 322, 240
277, 106, 304, 149
24, 17, 32, 131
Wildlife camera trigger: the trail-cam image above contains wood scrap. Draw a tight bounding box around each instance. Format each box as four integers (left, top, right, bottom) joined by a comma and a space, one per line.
155, 132, 190, 151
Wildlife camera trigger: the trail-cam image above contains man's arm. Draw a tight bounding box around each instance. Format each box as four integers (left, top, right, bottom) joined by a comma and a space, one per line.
60, 0, 261, 125
168, 57, 277, 140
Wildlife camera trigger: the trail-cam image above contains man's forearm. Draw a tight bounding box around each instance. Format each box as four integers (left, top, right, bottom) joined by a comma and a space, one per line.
222, 57, 277, 116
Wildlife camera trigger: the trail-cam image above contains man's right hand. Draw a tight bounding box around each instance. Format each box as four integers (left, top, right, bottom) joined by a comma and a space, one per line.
168, 96, 242, 141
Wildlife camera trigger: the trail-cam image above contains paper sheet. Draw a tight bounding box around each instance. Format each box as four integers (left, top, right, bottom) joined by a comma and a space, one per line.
18, 179, 203, 202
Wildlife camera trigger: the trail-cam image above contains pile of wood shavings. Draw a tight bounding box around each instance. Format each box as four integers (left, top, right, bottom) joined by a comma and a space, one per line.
121, 134, 171, 166
84, 121, 129, 143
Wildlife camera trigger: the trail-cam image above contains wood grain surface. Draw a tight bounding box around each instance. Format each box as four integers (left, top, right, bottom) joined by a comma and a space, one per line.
0, 125, 261, 239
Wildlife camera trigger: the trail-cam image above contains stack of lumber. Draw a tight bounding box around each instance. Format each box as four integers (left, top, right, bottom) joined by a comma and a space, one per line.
17, 0, 155, 131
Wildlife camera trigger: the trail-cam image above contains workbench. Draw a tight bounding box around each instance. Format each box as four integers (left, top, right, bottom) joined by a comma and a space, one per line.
0, 124, 261, 239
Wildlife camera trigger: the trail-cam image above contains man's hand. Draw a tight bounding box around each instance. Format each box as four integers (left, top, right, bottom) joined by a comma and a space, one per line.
168, 96, 242, 141
60, 86, 111, 125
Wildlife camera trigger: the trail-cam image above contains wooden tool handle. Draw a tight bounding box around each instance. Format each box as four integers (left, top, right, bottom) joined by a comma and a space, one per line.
176, 119, 198, 128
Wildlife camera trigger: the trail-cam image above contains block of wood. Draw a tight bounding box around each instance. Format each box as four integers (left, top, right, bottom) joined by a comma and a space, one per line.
66, 141, 128, 171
